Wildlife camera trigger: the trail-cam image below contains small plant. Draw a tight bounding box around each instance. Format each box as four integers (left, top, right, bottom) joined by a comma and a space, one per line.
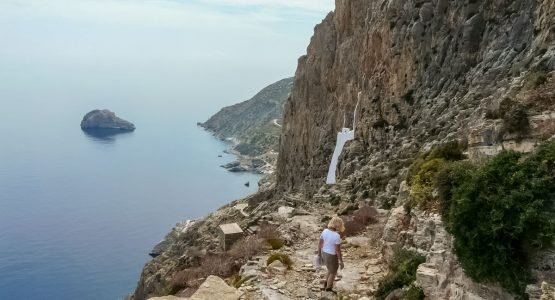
330, 195, 341, 206
526, 74, 555, 112
267, 252, 293, 269
257, 224, 280, 240
169, 268, 205, 293
374, 247, 425, 300
403, 89, 415, 105
256, 224, 285, 250
500, 98, 529, 136
267, 238, 285, 250
228, 274, 256, 288
229, 235, 265, 259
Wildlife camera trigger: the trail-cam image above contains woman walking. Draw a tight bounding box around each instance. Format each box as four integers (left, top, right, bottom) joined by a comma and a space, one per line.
317, 216, 345, 293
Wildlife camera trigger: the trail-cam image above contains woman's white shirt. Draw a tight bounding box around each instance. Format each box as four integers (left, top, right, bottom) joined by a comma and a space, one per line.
320, 228, 341, 255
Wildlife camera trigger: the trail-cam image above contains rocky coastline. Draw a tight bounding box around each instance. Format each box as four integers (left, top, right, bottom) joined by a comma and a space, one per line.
131, 0, 555, 299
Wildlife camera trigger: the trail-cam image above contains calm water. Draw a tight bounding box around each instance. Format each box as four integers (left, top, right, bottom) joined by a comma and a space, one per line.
0, 75, 262, 299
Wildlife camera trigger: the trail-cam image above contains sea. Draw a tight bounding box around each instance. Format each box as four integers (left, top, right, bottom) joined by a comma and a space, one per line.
0, 68, 263, 299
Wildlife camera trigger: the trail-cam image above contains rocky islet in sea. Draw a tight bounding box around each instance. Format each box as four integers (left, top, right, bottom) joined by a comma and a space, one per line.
81, 109, 135, 131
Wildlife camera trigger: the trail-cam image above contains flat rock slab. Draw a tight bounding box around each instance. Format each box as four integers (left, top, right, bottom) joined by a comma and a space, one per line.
219, 223, 243, 235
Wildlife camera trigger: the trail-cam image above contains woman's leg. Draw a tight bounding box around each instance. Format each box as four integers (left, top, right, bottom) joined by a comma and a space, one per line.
326, 272, 336, 289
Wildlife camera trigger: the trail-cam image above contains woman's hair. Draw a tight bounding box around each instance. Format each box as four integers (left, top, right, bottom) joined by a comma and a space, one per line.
327, 216, 345, 233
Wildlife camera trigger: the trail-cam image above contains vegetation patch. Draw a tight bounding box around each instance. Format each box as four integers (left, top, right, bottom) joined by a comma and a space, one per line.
227, 274, 256, 288
267, 252, 293, 269
374, 247, 425, 300
168, 235, 265, 294
404, 284, 425, 300
407, 141, 466, 210
440, 141, 555, 297
526, 74, 555, 113
257, 224, 285, 249
498, 97, 529, 136
267, 238, 285, 250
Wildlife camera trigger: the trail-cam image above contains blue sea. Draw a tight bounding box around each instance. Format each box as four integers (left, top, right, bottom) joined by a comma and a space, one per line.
0, 69, 263, 299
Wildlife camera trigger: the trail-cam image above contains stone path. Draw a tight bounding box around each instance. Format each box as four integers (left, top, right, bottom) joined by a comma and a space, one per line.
237, 210, 388, 300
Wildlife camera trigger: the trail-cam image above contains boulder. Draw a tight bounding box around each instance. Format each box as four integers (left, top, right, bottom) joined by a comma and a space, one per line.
80, 109, 135, 131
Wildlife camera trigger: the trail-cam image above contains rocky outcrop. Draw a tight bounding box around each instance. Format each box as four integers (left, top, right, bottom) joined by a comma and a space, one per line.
383, 206, 514, 299
201, 78, 293, 173
80, 109, 135, 131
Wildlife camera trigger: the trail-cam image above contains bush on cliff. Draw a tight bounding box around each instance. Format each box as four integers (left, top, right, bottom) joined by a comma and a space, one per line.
408, 141, 466, 209
441, 141, 555, 296
374, 247, 425, 300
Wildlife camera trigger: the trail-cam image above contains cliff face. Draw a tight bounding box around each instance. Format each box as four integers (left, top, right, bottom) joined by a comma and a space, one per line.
274, 0, 555, 297
201, 78, 293, 157
277, 0, 555, 193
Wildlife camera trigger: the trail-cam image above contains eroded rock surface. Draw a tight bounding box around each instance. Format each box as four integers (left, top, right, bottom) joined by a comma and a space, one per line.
277, 0, 555, 194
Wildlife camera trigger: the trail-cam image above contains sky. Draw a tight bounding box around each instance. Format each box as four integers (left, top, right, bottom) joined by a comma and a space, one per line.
0, 0, 335, 113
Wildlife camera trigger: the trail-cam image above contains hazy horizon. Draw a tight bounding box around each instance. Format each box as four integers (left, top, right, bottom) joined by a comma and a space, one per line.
0, 0, 335, 116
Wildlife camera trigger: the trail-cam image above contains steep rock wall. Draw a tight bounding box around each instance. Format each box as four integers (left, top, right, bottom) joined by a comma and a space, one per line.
277, 0, 555, 193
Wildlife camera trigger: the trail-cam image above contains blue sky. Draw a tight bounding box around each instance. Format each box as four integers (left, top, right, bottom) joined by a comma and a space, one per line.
0, 0, 334, 113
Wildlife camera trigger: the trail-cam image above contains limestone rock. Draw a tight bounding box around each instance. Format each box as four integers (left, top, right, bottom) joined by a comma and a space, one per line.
80, 109, 135, 131
277, 206, 294, 218
189, 275, 242, 300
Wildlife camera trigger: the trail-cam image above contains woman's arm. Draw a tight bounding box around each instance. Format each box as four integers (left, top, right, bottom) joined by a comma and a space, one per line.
318, 239, 323, 256
336, 244, 344, 269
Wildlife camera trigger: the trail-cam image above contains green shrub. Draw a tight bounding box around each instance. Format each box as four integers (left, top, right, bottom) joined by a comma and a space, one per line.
408, 141, 465, 184
408, 142, 466, 209
435, 161, 476, 222
267, 238, 285, 250
267, 252, 293, 269
404, 284, 425, 300
441, 142, 555, 296
409, 158, 449, 209
505, 104, 529, 135
374, 247, 425, 300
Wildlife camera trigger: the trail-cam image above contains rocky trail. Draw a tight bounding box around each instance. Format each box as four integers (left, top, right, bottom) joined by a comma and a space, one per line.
236, 207, 389, 300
